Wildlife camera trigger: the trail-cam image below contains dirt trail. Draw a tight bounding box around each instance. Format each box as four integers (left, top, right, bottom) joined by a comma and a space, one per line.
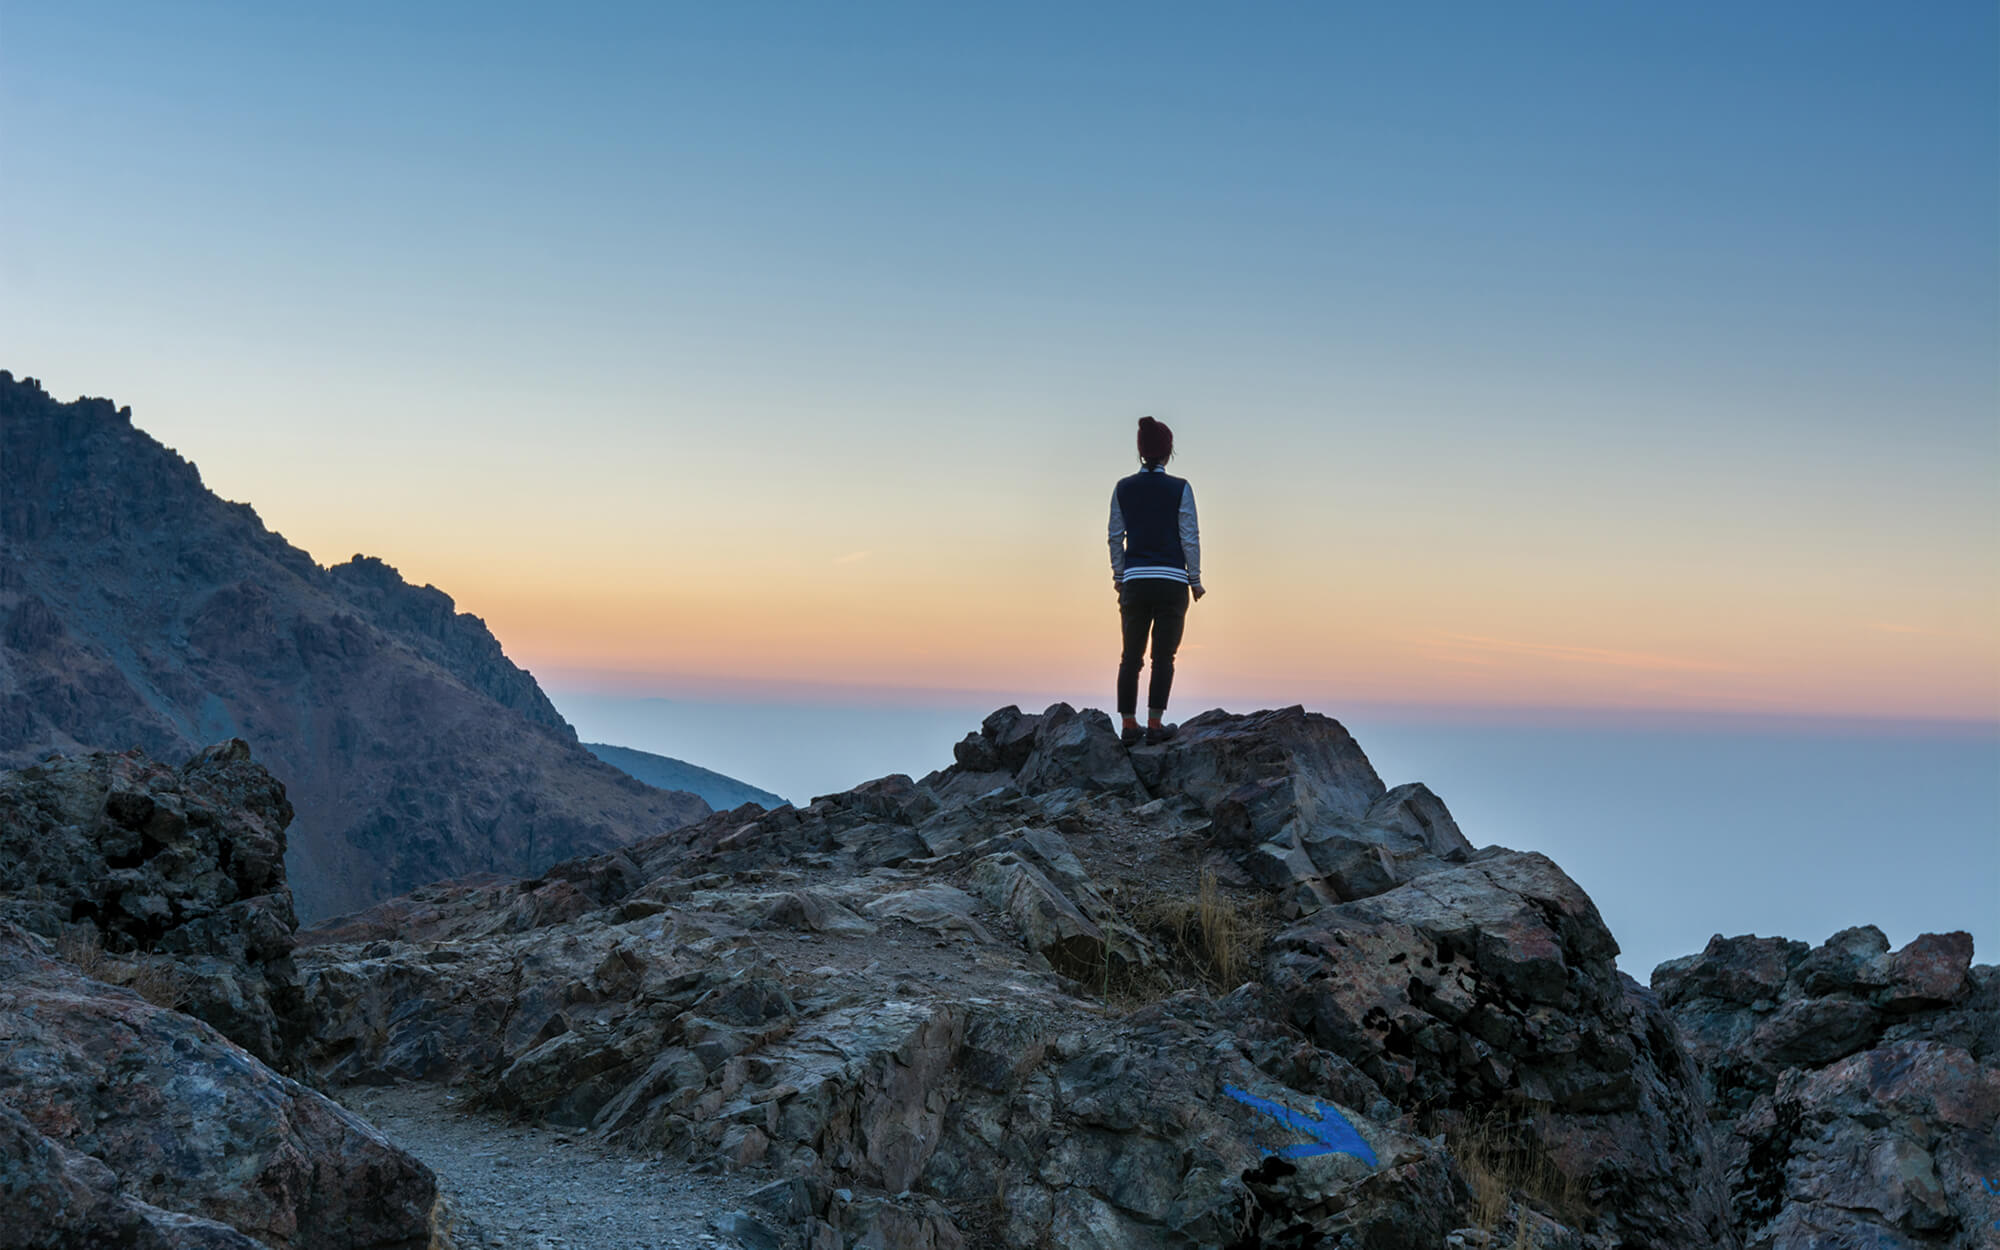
341, 1084, 764, 1250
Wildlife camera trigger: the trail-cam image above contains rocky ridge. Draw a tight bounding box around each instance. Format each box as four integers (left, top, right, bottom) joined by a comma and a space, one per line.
4, 706, 1988, 1248
0, 371, 710, 919
300, 703, 1764, 1249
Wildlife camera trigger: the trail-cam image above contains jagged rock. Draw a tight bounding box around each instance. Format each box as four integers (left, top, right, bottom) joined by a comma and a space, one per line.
1750, 996, 1882, 1067
1657, 926, 1985, 1106
863, 885, 990, 943
1652, 933, 1803, 1010
825, 774, 940, 825
1271, 851, 1737, 1246
980, 706, 1044, 771
1887, 930, 1976, 1008
969, 851, 1110, 977
833, 823, 931, 869
760, 890, 878, 937
1365, 781, 1473, 859
0, 372, 710, 921
1012, 704, 1147, 798
1790, 923, 1894, 996
1731, 1040, 1998, 1248
1127, 705, 1385, 820
0, 742, 307, 1071
1656, 927, 1996, 1247
1208, 775, 1300, 850
0, 924, 434, 1249
950, 731, 999, 773
1299, 831, 1401, 901
823, 1193, 965, 1250
935, 704, 1148, 801
1131, 710, 1477, 915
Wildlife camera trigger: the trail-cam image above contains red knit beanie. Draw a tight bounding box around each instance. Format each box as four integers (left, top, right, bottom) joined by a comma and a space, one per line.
1137, 416, 1173, 465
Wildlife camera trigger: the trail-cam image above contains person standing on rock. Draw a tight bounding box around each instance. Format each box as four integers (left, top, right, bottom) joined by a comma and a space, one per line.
1109, 415, 1204, 746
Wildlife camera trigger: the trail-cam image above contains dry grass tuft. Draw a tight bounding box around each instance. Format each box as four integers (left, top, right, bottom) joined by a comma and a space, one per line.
52, 927, 194, 1011
54, 926, 107, 977
1445, 1109, 1591, 1237
115, 958, 195, 1011
1130, 869, 1272, 994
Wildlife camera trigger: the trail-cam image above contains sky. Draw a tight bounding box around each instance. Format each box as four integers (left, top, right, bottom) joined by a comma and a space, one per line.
3, 1, 1995, 725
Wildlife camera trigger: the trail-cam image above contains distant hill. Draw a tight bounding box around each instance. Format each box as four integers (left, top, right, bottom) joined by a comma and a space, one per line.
0, 370, 711, 919
584, 742, 785, 811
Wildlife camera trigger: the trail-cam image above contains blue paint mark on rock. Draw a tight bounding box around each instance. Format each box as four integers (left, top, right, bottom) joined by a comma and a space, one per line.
1223, 1084, 1378, 1166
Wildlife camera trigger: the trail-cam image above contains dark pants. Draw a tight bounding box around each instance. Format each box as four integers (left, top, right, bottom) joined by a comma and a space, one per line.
1117, 579, 1189, 716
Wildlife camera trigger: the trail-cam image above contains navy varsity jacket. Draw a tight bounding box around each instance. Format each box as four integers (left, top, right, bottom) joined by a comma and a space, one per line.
1108, 465, 1202, 586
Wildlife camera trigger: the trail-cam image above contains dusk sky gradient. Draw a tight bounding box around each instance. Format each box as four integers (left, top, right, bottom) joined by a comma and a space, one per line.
3, 1, 1994, 724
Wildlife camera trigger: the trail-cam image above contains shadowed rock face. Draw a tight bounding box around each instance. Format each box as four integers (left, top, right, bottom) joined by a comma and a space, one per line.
0, 371, 708, 919
0, 740, 308, 1071
0, 740, 437, 1246
1656, 926, 1998, 1248
299, 704, 1743, 1249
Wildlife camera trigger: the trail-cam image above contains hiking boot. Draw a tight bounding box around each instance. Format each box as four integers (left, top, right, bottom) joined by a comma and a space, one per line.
1144, 723, 1178, 745
1120, 723, 1143, 747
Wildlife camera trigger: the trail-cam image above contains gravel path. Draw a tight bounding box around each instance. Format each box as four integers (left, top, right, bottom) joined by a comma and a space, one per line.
340, 1084, 766, 1250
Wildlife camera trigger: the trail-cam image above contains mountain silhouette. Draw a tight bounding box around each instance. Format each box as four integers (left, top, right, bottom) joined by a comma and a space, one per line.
0, 371, 710, 919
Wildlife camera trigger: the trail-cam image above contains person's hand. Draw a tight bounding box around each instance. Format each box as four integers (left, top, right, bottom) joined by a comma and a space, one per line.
1112, 577, 1122, 596
1191, 584, 1207, 602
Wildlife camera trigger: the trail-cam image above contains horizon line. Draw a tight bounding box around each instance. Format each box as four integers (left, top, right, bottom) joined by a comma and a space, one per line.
537, 668, 1999, 740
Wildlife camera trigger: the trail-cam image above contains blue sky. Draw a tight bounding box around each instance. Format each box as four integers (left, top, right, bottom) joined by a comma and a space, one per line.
3, 0, 1994, 969
4, 2, 1992, 718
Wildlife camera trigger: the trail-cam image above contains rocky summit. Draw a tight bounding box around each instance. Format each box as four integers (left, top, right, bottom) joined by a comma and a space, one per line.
290, 702, 1777, 1249
0, 372, 709, 919
3, 706, 1991, 1249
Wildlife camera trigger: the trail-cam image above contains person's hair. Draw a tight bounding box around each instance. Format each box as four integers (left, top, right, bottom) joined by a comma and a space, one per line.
1137, 416, 1173, 466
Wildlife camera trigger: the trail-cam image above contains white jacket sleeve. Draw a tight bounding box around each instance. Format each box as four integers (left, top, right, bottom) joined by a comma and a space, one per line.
1179, 484, 1201, 586
1108, 489, 1127, 581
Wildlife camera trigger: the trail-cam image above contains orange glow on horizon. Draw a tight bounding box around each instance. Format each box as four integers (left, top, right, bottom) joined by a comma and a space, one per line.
444, 567, 1999, 724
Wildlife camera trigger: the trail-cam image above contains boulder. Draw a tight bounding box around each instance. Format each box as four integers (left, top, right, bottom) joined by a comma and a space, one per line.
864, 885, 992, 943
1012, 704, 1148, 799
1126, 705, 1386, 821
0, 924, 434, 1249
0, 1100, 267, 1250
1886, 930, 1975, 1008
981, 706, 1044, 771
968, 852, 1111, 978
1365, 782, 1474, 859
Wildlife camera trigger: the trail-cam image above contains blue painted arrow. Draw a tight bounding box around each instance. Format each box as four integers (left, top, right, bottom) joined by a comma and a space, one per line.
1223, 1084, 1378, 1166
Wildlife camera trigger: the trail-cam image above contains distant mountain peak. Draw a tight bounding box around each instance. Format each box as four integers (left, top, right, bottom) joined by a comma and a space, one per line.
584, 742, 786, 811
0, 368, 709, 919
